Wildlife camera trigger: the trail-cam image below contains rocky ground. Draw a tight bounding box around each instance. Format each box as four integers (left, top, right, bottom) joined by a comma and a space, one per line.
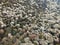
0, 0, 60, 45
